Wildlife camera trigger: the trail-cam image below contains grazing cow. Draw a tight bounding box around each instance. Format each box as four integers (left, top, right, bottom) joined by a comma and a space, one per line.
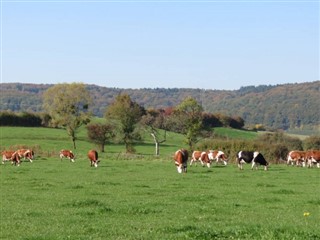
11, 151, 21, 166
2, 151, 21, 166
16, 149, 34, 162
237, 151, 268, 170
305, 150, 320, 168
2, 150, 15, 164
88, 150, 99, 167
190, 151, 211, 168
59, 150, 75, 162
287, 151, 306, 167
174, 149, 188, 173
208, 150, 228, 166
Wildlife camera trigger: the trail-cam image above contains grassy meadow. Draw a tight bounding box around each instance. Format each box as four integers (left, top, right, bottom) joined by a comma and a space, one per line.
1, 126, 320, 239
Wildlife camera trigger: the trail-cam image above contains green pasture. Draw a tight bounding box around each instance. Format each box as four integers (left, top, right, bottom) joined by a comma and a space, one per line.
1, 155, 320, 240
1, 127, 320, 239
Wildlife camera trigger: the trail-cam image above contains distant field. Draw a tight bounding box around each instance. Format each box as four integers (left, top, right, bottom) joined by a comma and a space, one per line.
214, 127, 258, 140
1, 126, 319, 239
0, 126, 185, 158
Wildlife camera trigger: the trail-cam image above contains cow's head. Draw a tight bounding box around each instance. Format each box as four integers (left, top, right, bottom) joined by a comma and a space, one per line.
175, 161, 183, 173
94, 160, 100, 167
264, 161, 269, 170
25, 150, 34, 160
175, 161, 187, 173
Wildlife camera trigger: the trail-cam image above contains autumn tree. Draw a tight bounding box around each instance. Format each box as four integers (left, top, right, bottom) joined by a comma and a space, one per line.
43, 83, 92, 149
87, 123, 115, 152
105, 94, 144, 153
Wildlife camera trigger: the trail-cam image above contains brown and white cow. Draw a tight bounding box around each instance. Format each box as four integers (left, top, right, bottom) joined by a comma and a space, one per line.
190, 151, 211, 168
305, 150, 320, 168
287, 150, 306, 167
208, 150, 228, 166
59, 149, 75, 162
2, 150, 15, 164
2, 150, 21, 166
88, 150, 99, 167
174, 149, 188, 173
16, 149, 34, 162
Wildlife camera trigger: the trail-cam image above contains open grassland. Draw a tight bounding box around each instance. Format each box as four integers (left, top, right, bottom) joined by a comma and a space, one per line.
1, 126, 319, 239
1, 156, 320, 240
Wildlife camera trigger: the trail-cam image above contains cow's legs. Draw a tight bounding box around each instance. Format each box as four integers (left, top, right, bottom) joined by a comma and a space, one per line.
237, 160, 243, 170
251, 161, 256, 170
200, 159, 204, 166
190, 159, 194, 166
287, 157, 293, 166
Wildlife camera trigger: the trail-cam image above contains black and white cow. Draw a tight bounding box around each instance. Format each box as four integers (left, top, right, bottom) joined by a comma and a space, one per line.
236, 151, 268, 170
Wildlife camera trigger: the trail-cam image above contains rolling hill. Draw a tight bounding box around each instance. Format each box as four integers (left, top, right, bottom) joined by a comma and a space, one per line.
1, 81, 319, 130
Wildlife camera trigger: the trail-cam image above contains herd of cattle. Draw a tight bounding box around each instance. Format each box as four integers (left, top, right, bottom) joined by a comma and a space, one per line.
1, 149, 100, 167
174, 149, 320, 173
2, 147, 320, 173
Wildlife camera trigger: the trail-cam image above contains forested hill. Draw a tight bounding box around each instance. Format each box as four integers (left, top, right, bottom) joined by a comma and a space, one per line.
1, 81, 319, 130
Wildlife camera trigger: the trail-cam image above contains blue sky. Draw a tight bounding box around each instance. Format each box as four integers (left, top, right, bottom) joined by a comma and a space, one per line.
1, 0, 319, 90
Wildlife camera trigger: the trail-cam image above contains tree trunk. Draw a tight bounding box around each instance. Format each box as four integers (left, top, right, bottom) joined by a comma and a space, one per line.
155, 142, 159, 156
72, 137, 76, 149
100, 143, 105, 152
151, 133, 160, 156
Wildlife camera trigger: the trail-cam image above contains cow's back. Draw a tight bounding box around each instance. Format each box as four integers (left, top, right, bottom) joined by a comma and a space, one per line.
237, 151, 254, 163
192, 151, 202, 160
88, 150, 98, 161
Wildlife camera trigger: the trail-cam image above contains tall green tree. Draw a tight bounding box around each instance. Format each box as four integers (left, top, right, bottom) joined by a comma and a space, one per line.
105, 94, 144, 153
171, 97, 205, 151
43, 83, 92, 149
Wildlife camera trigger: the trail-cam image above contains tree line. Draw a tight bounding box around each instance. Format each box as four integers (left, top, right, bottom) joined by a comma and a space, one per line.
0, 83, 244, 154
1, 81, 319, 130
